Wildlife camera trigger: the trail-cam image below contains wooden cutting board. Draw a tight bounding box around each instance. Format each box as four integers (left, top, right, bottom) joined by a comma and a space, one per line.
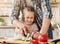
0, 38, 29, 44
0, 38, 53, 44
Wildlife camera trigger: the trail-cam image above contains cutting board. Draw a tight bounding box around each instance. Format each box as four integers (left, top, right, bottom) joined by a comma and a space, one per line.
0, 38, 29, 44
0, 38, 53, 44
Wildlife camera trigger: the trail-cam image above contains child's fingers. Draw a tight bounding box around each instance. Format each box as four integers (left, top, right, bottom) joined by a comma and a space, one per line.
31, 32, 36, 38
20, 28, 25, 36
23, 26, 28, 36
33, 32, 40, 39
31, 32, 40, 39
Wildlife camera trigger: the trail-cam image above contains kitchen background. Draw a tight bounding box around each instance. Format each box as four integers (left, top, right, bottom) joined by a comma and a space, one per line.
0, 0, 60, 39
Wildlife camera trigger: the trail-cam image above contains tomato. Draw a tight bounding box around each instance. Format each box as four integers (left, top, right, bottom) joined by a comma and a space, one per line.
38, 34, 48, 42
1, 41, 6, 44
29, 39, 38, 44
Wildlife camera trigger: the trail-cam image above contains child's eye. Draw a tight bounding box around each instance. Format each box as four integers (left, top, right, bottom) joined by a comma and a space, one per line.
27, 17, 29, 19
31, 17, 33, 19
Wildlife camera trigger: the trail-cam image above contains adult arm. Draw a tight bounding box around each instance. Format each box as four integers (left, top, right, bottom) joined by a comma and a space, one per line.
40, 0, 53, 34
11, 0, 28, 36
12, 0, 21, 20
31, 0, 53, 39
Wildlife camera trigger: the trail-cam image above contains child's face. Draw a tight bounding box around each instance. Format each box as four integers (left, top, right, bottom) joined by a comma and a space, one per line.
23, 10, 34, 25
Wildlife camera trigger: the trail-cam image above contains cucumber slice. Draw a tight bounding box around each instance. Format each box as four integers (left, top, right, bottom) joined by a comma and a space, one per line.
21, 37, 26, 41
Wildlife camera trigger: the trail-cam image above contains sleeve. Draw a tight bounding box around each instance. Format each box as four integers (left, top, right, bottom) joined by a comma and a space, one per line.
11, 0, 21, 20
41, 0, 53, 19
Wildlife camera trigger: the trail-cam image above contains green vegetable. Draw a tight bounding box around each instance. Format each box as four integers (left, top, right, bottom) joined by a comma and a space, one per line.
48, 42, 55, 44
0, 18, 4, 22
26, 33, 32, 40
16, 33, 32, 42
57, 41, 60, 44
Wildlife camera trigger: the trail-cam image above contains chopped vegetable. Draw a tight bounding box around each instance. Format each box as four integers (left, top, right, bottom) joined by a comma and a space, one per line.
16, 33, 32, 42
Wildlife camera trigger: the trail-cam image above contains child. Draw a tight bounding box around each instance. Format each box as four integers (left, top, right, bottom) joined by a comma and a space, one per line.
14, 6, 38, 38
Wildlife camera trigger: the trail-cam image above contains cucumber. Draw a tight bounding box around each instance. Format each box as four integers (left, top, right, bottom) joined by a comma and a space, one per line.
16, 33, 32, 42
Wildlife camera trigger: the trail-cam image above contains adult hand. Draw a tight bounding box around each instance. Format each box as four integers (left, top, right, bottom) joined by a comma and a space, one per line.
12, 19, 19, 27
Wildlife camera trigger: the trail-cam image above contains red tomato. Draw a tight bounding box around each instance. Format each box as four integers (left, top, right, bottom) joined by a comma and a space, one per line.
1, 41, 6, 44
38, 34, 48, 42
29, 39, 38, 44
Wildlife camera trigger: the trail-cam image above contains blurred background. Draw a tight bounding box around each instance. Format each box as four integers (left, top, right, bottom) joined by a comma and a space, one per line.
0, 0, 60, 39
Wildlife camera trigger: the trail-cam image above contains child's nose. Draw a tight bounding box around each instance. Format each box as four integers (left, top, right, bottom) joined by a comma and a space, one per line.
28, 19, 31, 21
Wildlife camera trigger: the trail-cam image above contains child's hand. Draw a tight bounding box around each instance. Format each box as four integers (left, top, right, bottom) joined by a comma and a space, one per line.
31, 31, 40, 39
20, 26, 29, 37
